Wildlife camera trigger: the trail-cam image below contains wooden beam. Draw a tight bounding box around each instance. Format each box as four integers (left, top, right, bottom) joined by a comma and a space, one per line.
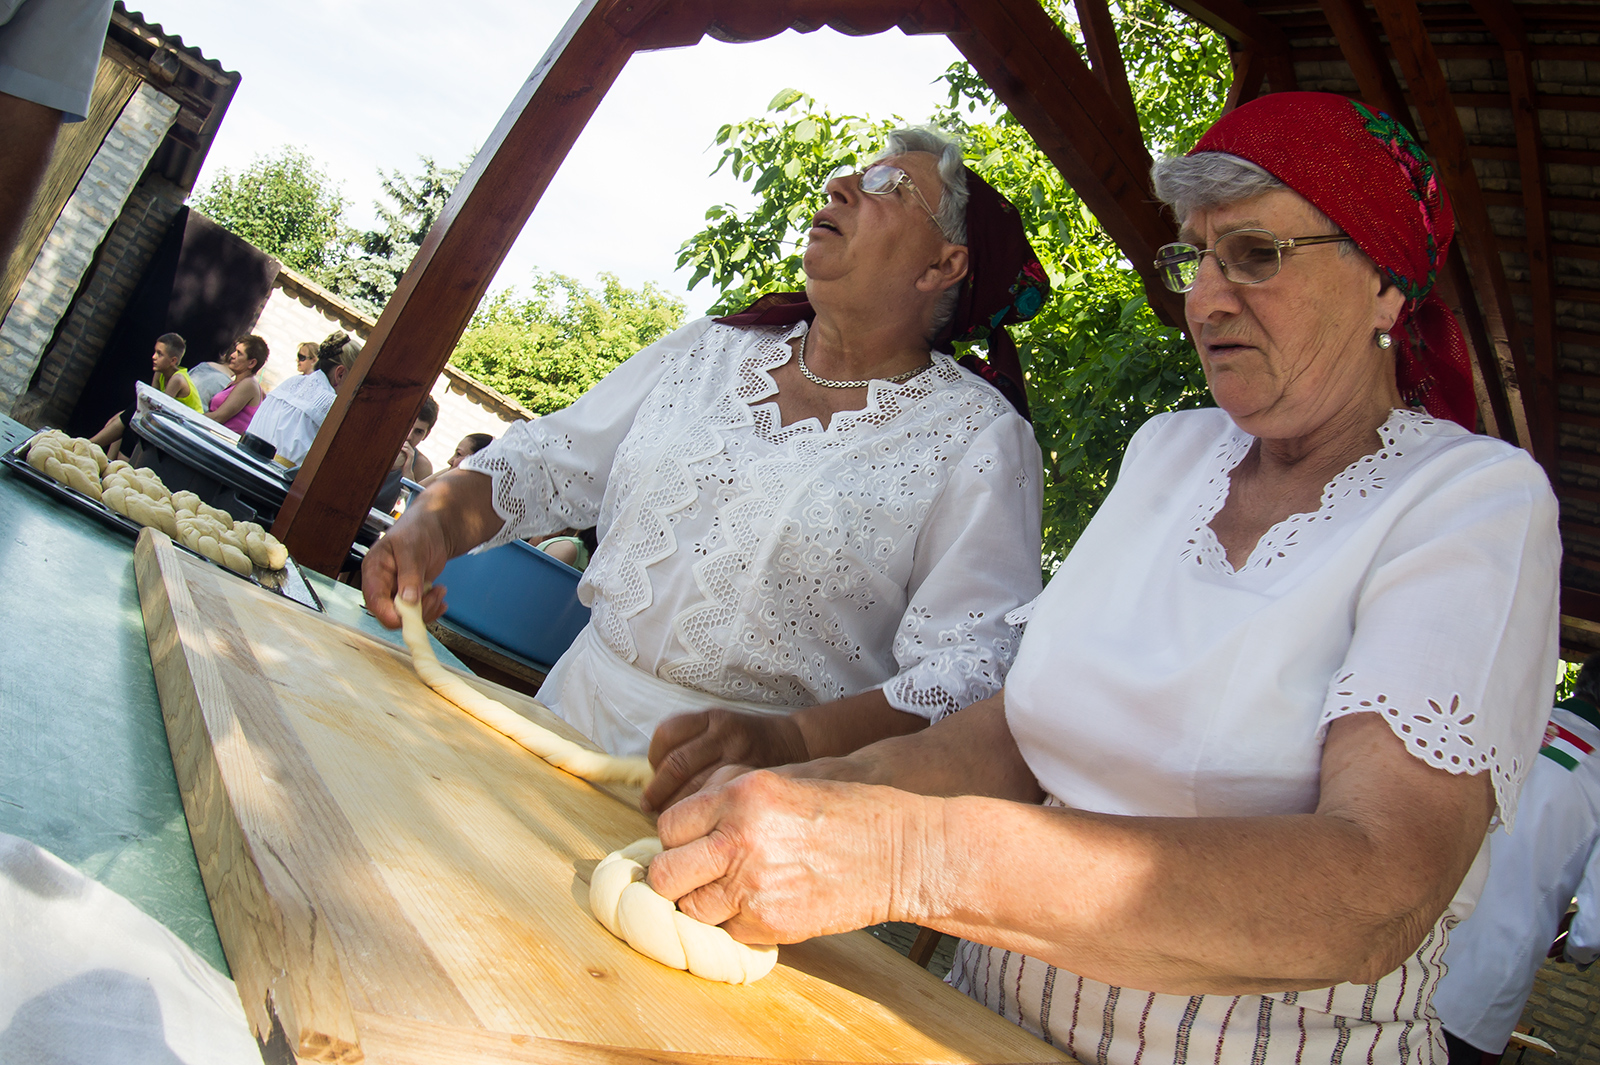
1222, 46, 1267, 114
1369, 0, 1541, 466
1473, 0, 1557, 471
274, 0, 635, 574
948, 0, 1185, 324
1073, 0, 1141, 133
1318, 0, 1411, 131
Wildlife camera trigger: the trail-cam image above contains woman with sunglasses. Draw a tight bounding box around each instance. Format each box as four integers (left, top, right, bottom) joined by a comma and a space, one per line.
644, 93, 1559, 1065
364, 128, 1051, 809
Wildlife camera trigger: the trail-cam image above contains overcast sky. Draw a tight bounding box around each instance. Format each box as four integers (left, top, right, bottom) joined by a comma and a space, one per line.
133, 0, 971, 317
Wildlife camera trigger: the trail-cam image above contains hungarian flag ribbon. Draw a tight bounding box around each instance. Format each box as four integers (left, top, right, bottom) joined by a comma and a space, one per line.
1541, 721, 1595, 771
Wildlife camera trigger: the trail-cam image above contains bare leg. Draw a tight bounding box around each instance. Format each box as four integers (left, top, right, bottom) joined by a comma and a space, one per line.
0, 92, 63, 268
90, 413, 124, 460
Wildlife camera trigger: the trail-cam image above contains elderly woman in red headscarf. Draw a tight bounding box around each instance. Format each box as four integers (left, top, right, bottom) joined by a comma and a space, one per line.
642, 94, 1560, 1064
365, 128, 1050, 800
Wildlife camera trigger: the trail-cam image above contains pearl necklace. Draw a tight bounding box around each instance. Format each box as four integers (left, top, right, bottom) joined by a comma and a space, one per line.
795, 331, 928, 389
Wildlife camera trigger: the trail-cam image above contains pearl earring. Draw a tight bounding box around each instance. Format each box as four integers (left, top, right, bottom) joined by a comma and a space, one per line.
1376, 331, 1394, 350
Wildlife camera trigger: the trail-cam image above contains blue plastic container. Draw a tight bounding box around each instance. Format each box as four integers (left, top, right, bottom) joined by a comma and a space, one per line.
436, 541, 590, 669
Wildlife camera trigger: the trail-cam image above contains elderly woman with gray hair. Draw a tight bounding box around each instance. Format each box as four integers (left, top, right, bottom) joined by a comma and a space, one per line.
641, 94, 1560, 1065
364, 127, 1052, 811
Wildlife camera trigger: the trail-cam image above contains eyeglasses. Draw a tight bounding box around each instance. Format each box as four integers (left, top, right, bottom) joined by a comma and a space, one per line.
825, 163, 953, 242
297, 353, 317, 363
1154, 229, 1354, 293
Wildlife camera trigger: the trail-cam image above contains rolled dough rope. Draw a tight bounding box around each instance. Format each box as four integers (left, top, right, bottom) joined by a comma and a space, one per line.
393, 595, 653, 788
589, 838, 779, 985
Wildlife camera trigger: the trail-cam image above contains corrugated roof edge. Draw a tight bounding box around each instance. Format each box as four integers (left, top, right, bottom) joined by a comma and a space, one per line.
112, 1, 240, 82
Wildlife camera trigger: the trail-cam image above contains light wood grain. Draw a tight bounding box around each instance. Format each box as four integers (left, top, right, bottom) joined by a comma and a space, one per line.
135, 529, 1071, 1065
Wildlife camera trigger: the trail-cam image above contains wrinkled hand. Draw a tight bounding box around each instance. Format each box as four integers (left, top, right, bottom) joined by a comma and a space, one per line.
361, 503, 452, 628
642, 709, 810, 813
646, 770, 937, 944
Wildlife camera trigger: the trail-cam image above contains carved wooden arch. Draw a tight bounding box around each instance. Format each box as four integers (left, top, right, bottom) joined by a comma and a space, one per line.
273, 0, 1186, 574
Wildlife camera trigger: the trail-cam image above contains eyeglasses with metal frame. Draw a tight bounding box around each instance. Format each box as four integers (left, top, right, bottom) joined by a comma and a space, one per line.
825, 163, 955, 242
1154, 229, 1354, 293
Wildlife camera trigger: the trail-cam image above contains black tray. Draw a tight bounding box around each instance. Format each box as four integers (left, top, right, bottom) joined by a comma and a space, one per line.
2, 433, 323, 612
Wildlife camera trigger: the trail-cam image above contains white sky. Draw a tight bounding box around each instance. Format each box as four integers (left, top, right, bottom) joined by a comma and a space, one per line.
133, 0, 970, 317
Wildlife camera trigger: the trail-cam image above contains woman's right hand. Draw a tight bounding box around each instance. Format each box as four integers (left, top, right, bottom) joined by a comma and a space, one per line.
362, 470, 500, 629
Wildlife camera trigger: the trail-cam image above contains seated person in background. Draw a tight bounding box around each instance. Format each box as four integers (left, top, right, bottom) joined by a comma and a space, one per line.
364, 126, 1049, 797
1432, 653, 1600, 1065
372, 396, 439, 513
419, 432, 494, 488
533, 527, 595, 571
295, 341, 319, 374
205, 334, 267, 435
246, 331, 362, 465
186, 348, 234, 410
89, 332, 198, 461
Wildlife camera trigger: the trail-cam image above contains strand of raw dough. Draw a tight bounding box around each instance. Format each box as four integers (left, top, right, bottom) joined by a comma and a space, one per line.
589, 838, 779, 985
393, 595, 653, 787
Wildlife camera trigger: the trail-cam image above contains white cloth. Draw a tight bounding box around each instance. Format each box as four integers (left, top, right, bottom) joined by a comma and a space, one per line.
0, 833, 259, 1064
0, 0, 112, 121
1432, 702, 1600, 1053
463, 316, 1044, 757
951, 407, 1561, 1065
245, 368, 335, 463
539, 626, 783, 758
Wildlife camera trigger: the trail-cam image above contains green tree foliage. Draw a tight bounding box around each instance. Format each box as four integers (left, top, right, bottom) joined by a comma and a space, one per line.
323, 156, 467, 315
189, 146, 347, 277
449, 272, 685, 415
676, 0, 1230, 568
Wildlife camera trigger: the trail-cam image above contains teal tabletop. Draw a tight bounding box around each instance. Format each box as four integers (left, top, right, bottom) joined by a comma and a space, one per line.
0, 413, 462, 977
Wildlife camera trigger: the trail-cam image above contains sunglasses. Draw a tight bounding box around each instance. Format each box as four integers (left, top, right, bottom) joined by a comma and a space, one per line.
825, 163, 953, 242
1154, 229, 1354, 293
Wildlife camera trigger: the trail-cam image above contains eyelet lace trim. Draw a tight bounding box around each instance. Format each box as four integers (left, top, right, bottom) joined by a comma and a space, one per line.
462, 424, 600, 550
1322, 672, 1525, 825
581, 321, 1019, 710
1178, 408, 1440, 574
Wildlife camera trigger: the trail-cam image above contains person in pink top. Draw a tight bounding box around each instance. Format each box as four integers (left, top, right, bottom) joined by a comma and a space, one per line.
205, 334, 267, 434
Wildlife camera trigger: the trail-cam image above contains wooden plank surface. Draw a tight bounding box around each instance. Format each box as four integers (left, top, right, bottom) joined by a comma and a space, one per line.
134, 530, 1070, 1065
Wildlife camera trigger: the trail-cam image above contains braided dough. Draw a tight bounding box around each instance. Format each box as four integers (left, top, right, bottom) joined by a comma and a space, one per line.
392, 595, 652, 786
392, 595, 777, 983
589, 839, 779, 985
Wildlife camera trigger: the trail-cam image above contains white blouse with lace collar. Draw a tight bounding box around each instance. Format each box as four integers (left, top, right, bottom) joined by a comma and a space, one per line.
959, 406, 1561, 1065
461, 316, 1044, 724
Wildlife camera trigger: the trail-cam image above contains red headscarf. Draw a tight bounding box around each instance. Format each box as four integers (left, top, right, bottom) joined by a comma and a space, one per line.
1189, 92, 1476, 430
716, 168, 1049, 419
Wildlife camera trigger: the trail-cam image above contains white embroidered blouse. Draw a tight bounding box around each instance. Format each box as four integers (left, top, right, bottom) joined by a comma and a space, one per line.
953, 407, 1561, 1065
462, 316, 1045, 720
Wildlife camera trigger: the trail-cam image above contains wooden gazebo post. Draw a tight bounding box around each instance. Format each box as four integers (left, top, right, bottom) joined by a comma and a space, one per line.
273, 0, 1182, 575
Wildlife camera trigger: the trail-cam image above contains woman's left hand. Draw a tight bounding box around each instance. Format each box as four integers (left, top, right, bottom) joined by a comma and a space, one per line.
647, 770, 939, 944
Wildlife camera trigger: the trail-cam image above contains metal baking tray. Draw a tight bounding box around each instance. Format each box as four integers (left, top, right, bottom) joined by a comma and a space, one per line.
2, 432, 323, 612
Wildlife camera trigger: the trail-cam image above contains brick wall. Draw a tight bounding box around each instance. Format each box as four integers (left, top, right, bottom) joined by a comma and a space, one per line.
0, 85, 179, 413
11, 177, 187, 429
1519, 957, 1600, 1064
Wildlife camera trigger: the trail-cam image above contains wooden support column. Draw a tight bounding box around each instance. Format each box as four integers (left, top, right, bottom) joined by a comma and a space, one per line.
273, 0, 636, 574
950, 0, 1183, 323
1223, 46, 1267, 114
1318, 0, 1519, 443
1072, 0, 1141, 134
1369, 0, 1539, 467
1473, 0, 1557, 467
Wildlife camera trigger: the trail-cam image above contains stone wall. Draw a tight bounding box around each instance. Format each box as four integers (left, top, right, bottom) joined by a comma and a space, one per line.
11, 177, 187, 429
0, 85, 179, 414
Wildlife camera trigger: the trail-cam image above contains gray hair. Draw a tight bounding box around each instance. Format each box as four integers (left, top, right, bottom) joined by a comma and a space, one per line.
1151, 151, 1352, 256
873, 127, 968, 337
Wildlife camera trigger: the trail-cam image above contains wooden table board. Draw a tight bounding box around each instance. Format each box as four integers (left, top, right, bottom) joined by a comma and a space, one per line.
134, 531, 1070, 1065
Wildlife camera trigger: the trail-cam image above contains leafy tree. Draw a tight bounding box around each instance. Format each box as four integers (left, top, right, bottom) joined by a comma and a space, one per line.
449, 272, 684, 415
676, 0, 1229, 568
189, 146, 347, 277
323, 156, 468, 315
